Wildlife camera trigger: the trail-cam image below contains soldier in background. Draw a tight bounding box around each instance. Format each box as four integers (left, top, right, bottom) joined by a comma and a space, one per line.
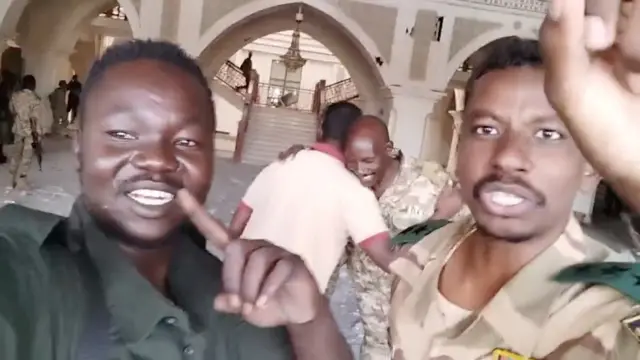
49, 80, 67, 132
389, 37, 638, 360
9, 75, 43, 190
235, 51, 253, 92
67, 74, 82, 122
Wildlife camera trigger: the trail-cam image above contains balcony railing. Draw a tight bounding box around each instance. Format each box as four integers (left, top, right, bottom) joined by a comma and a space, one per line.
255, 83, 315, 112
322, 78, 358, 106
99, 5, 127, 20
215, 60, 247, 91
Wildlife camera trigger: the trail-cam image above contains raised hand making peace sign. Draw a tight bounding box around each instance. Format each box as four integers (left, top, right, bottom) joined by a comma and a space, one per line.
540, 0, 640, 211
175, 189, 323, 328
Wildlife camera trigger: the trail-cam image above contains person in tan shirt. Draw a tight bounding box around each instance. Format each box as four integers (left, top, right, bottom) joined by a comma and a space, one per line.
389, 37, 639, 359
229, 102, 396, 292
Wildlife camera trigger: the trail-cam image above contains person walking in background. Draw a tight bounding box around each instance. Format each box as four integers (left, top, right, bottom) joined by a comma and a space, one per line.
67, 74, 82, 122
9, 75, 43, 190
235, 51, 252, 92
49, 80, 67, 132
0, 70, 17, 164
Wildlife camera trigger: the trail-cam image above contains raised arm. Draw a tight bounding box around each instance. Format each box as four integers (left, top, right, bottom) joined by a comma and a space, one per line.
540, 0, 640, 211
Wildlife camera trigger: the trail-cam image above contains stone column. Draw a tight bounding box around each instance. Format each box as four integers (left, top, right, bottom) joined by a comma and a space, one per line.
446, 88, 465, 174
23, 46, 71, 96
389, 89, 445, 160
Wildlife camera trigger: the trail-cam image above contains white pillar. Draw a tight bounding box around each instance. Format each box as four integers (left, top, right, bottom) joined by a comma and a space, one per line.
390, 89, 445, 159
23, 46, 70, 96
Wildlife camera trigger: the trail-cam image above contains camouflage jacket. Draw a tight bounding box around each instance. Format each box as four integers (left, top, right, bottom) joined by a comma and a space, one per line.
389, 217, 640, 360
10, 89, 42, 138
380, 157, 467, 235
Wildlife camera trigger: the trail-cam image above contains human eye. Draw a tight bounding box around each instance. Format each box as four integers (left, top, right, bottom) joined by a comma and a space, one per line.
106, 130, 137, 140
175, 138, 198, 148
534, 128, 563, 141
471, 125, 499, 137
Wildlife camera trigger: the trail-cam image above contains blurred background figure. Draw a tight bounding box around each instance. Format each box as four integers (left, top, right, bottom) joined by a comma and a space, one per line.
67, 75, 82, 123
0, 70, 17, 164
49, 80, 67, 133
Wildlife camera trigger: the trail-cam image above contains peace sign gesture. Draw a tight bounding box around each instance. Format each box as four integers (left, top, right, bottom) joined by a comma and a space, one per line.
176, 189, 323, 327
540, 0, 640, 210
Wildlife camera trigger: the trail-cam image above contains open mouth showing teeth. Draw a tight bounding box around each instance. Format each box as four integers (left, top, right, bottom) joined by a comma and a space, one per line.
127, 189, 175, 206
489, 191, 524, 207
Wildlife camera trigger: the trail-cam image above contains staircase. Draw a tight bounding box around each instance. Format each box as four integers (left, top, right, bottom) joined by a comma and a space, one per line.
241, 107, 316, 165
217, 58, 360, 165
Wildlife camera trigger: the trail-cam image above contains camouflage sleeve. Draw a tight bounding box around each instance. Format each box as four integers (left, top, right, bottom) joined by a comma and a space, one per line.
388, 176, 438, 231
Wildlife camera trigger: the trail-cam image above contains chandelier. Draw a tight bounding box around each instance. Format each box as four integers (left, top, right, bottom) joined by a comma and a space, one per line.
280, 6, 307, 71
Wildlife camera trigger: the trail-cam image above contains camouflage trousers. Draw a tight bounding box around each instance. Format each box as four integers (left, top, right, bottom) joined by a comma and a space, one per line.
9, 136, 33, 180
348, 246, 393, 360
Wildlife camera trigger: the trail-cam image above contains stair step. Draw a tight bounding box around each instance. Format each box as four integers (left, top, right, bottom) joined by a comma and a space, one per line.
241, 106, 318, 165
250, 117, 316, 128
246, 128, 316, 140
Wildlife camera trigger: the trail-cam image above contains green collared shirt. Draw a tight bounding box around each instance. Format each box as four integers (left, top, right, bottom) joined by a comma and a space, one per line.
0, 202, 293, 360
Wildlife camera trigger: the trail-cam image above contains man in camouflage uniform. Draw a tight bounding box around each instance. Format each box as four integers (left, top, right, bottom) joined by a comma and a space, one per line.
343, 115, 468, 360
389, 37, 640, 360
9, 75, 43, 190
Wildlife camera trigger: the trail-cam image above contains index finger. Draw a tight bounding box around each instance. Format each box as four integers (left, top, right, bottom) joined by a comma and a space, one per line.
176, 189, 230, 250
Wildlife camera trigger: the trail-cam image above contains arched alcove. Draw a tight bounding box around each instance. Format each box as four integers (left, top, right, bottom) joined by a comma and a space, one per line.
195, 1, 388, 114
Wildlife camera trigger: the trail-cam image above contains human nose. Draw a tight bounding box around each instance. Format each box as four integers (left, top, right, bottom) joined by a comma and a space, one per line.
490, 131, 533, 174
130, 142, 179, 174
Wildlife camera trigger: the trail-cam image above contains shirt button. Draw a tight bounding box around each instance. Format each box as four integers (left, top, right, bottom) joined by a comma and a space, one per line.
164, 317, 177, 325
183, 346, 195, 356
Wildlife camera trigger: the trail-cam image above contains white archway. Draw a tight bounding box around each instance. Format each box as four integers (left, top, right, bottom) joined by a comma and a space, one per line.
437, 27, 536, 89
0, 0, 141, 41
193, 0, 389, 115
13, 0, 141, 94
193, 0, 388, 85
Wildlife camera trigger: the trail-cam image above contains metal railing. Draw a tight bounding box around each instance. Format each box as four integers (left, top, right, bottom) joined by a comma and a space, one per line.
255, 83, 315, 112
322, 78, 358, 106
215, 60, 247, 91
99, 5, 127, 20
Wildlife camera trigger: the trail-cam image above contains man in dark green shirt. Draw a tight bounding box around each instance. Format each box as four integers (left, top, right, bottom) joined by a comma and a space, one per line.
0, 40, 351, 360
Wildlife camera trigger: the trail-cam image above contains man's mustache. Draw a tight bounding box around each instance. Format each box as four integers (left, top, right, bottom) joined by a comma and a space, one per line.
472, 173, 546, 206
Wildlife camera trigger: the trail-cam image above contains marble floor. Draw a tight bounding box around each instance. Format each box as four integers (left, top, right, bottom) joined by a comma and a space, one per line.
1, 137, 636, 357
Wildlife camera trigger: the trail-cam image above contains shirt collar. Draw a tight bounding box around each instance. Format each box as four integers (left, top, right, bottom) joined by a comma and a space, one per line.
311, 142, 345, 163
67, 199, 220, 343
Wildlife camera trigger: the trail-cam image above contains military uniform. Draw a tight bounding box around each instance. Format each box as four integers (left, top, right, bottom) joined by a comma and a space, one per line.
389, 216, 640, 359
0, 202, 295, 360
9, 89, 42, 188
349, 156, 466, 360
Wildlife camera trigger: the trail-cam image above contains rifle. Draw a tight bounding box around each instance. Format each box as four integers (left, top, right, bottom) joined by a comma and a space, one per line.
29, 117, 42, 171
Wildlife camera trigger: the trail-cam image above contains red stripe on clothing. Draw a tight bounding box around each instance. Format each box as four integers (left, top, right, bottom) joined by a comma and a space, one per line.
359, 231, 390, 248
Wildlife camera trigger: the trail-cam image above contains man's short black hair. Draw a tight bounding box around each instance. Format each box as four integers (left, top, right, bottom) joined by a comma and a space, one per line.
21, 75, 36, 91
321, 101, 362, 148
464, 37, 542, 105
80, 39, 213, 119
